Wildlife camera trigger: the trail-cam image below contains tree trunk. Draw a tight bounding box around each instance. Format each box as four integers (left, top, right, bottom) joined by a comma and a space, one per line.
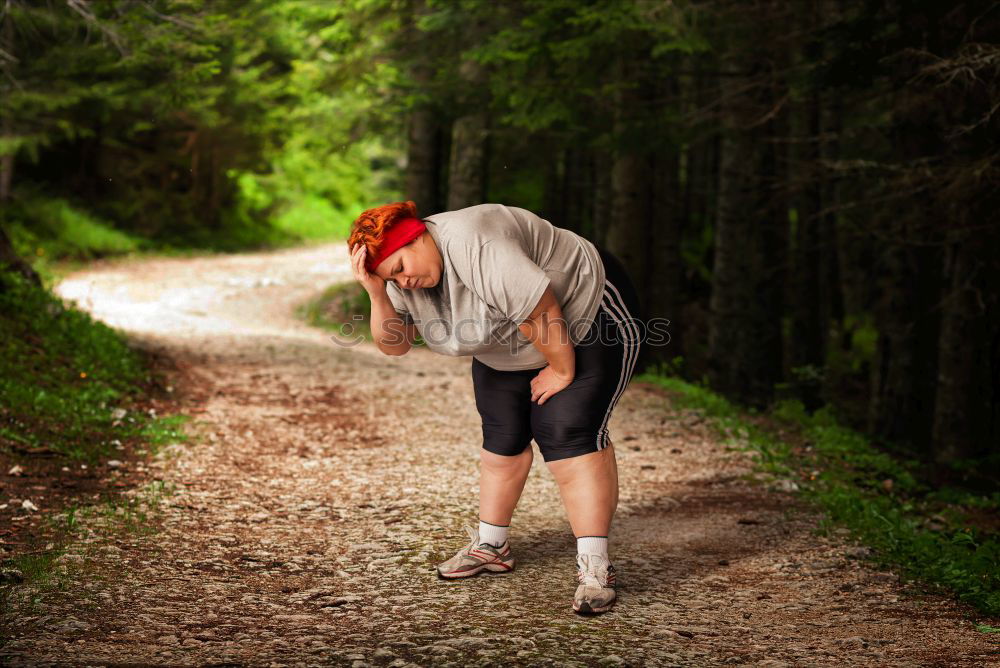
399, 0, 442, 214
707, 34, 787, 408
0, 11, 37, 285
591, 149, 612, 247
646, 61, 684, 369
867, 5, 949, 455
868, 238, 943, 453
789, 2, 826, 410
606, 153, 650, 288
0, 224, 39, 285
931, 231, 999, 462
0, 119, 12, 203
605, 53, 653, 312
541, 139, 564, 228
446, 112, 488, 210
927, 0, 1000, 465
559, 145, 590, 237
1, 8, 15, 202
446, 48, 489, 211
405, 106, 443, 214
821, 94, 847, 340
644, 148, 683, 369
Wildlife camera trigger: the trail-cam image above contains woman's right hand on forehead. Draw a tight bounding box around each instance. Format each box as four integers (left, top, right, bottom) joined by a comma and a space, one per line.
351, 243, 386, 295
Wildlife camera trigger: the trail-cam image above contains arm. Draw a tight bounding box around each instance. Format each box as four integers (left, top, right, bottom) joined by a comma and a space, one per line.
517, 285, 575, 379
453, 238, 572, 403
517, 286, 575, 405
350, 243, 418, 356
370, 289, 419, 356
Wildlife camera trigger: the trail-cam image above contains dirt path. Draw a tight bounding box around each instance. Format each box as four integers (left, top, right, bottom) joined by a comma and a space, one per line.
2, 243, 996, 666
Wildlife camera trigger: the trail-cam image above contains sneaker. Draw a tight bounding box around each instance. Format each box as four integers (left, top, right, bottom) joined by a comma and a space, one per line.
436, 525, 515, 579
573, 553, 617, 614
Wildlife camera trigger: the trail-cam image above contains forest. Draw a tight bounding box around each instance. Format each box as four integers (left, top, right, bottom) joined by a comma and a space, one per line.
5, 0, 997, 474
1, 0, 999, 644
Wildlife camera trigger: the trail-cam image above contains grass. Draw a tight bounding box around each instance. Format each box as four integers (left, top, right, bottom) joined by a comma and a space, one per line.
638, 369, 1000, 621
297, 280, 426, 347
0, 265, 189, 631
0, 190, 367, 637
270, 193, 358, 241
0, 270, 187, 464
2, 197, 143, 285
1, 192, 365, 288
0, 478, 179, 624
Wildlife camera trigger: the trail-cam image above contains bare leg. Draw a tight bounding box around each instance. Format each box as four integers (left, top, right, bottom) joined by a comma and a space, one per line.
545, 439, 619, 537
479, 446, 534, 526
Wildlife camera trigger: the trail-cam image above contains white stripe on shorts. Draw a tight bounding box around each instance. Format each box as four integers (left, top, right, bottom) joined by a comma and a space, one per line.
595, 279, 640, 450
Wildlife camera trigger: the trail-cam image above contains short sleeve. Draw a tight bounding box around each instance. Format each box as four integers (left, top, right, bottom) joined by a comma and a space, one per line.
461, 239, 551, 324
384, 283, 414, 325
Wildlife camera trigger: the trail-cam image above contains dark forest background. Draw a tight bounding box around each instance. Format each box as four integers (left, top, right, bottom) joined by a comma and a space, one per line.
1, 1, 999, 606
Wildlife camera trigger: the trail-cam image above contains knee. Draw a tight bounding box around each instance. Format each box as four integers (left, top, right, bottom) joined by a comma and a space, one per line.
533, 421, 598, 464
545, 446, 613, 485
533, 417, 594, 449
481, 428, 532, 459
481, 444, 532, 474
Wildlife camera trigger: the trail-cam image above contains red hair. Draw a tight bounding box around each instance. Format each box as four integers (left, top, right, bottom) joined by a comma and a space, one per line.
347, 200, 420, 262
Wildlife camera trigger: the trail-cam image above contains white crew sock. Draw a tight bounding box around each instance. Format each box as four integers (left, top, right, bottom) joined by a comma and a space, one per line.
576, 535, 609, 560
478, 519, 509, 547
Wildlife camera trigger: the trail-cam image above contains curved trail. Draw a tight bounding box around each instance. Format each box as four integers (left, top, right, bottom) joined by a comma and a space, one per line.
3, 243, 995, 666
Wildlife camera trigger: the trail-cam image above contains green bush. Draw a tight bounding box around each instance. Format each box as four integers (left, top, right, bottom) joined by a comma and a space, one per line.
2, 197, 142, 271
297, 280, 426, 348
639, 373, 1000, 618
0, 270, 184, 463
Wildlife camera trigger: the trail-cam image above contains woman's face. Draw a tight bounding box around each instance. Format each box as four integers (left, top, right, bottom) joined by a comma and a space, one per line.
374, 231, 442, 290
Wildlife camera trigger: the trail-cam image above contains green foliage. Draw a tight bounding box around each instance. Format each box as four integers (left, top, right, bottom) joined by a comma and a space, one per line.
298, 281, 374, 340
2, 0, 400, 253
298, 281, 384, 347
468, 0, 706, 139
229, 138, 398, 247
0, 270, 185, 464
1, 197, 141, 280
680, 221, 714, 285
639, 372, 1000, 617
297, 281, 426, 348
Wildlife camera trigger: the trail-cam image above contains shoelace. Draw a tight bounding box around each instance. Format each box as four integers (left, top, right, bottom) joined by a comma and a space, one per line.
577, 554, 610, 588
461, 525, 481, 552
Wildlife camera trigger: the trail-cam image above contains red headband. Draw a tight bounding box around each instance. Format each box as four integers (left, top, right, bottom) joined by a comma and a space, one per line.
365, 217, 427, 273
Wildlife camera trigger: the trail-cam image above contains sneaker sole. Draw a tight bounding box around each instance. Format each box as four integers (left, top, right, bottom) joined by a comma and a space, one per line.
573, 599, 616, 615
436, 562, 514, 579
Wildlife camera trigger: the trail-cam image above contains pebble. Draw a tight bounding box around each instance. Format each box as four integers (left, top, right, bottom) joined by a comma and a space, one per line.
772, 479, 799, 492
0, 243, 985, 668
52, 620, 91, 633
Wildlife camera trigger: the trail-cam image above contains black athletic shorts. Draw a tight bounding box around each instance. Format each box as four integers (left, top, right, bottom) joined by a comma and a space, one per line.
471, 244, 644, 462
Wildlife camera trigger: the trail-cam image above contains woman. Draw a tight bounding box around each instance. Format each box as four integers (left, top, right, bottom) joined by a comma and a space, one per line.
347, 201, 643, 615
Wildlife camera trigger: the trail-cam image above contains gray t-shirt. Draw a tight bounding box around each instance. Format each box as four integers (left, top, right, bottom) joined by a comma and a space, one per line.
384, 203, 605, 371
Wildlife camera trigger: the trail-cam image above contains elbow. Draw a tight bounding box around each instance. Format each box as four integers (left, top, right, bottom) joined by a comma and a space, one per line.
518, 286, 561, 337
376, 340, 411, 356
518, 305, 561, 340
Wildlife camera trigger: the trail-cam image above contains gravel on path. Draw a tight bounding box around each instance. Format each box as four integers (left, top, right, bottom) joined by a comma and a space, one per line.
2, 243, 996, 666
